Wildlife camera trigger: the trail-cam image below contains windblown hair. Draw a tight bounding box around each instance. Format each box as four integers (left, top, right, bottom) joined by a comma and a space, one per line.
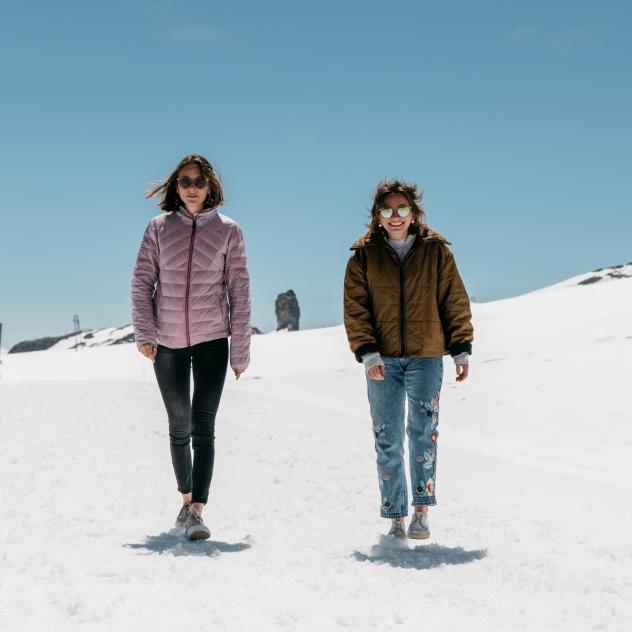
368, 179, 426, 235
145, 154, 224, 212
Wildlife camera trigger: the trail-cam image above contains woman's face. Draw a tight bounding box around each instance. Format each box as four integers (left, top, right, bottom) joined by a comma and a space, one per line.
176, 164, 210, 213
377, 193, 414, 240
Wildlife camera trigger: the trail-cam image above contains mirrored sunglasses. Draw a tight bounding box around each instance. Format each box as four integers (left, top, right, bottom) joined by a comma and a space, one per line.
379, 206, 411, 219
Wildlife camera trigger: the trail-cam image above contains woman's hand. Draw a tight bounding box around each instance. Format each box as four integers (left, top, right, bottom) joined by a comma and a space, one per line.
367, 364, 385, 381
456, 363, 469, 382
139, 343, 157, 363
234, 368, 246, 380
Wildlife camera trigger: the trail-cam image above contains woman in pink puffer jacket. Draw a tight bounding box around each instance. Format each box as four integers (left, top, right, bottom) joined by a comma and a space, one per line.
131, 154, 251, 540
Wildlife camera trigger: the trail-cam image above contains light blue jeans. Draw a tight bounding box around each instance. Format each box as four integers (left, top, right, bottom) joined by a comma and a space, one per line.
366, 356, 443, 518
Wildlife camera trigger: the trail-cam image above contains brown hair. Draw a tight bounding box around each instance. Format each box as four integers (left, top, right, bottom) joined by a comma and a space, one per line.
368, 179, 426, 234
145, 154, 224, 212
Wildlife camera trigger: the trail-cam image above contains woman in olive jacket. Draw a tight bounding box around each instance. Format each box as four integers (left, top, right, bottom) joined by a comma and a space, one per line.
343, 179, 473, 540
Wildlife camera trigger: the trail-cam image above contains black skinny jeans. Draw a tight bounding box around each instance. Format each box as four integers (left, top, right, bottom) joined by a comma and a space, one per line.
153, 338, 228, 504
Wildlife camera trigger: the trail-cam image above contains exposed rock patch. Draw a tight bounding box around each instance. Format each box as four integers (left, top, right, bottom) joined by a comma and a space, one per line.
275, 290, 300, 331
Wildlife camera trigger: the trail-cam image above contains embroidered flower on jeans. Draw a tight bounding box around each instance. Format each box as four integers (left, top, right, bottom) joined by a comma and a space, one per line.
425, 478, 434, 495
422, 449, 435, 470
431, 431, 438, 444
420, 396, 440, 417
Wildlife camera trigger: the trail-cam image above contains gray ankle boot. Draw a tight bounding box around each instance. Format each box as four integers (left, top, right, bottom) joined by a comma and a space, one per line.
175, 502, 191, 528
407, 512, 430, 539
184, 507, 211, 540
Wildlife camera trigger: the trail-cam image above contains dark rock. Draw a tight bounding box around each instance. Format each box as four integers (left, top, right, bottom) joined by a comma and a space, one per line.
252, 326, 262, 335
275, 290, 300, 331
578, 276, 602, 286
9, 331, 83, 354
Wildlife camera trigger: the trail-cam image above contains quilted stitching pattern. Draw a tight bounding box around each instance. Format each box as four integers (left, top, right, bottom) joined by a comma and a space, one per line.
131, 208, 251, 369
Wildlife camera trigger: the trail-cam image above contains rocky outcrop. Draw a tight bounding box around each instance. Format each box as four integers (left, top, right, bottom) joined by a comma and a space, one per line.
275, 290, 300, 331
9, 332, 82, 353
578, 263, 632, 286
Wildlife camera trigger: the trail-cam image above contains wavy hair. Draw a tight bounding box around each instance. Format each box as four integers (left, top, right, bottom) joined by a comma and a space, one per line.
368, 179, 426, 235
145, 154, 224, 212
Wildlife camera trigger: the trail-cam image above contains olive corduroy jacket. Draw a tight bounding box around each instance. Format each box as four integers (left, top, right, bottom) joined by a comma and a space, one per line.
343, 224, 473, 361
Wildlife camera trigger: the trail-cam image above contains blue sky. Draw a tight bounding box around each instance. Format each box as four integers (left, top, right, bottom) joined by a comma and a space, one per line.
1, 0, 630, 348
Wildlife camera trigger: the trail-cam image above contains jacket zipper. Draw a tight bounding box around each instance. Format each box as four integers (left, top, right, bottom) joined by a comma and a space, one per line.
399, 260, 406, 357
385, 238, 419, 358
184, 216, 197, 347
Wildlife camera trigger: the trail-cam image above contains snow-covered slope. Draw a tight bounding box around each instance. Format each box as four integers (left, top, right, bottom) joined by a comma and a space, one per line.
48, 324, 134, 350
1, 276, 631, 631
532, 262, 632, 293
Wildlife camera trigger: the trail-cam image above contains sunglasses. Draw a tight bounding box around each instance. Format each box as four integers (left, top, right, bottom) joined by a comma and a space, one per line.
379, 206, 411, 219
177, 176, 208, 189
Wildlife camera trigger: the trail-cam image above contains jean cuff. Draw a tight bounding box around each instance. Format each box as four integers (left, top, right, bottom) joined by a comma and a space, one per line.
411, 497, 436, 506
380, 510, 408, 519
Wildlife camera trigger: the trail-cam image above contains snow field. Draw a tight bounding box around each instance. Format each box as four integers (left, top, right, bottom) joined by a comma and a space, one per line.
1, 276, 631, 630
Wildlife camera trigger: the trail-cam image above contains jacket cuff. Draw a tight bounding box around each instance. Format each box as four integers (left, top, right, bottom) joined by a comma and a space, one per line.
362, 351, 384, 367
452, 352, 469, 366
449, 341, 472, 357
230, 356, 250, 371
135, 338, 157, 350
354, 342, 380, 363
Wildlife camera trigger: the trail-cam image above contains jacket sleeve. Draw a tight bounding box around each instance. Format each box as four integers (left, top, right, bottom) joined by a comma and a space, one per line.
131, 220, 160, 348
343, 250, 379, 362
436, 245, 474, 356
225, 224, 251, 370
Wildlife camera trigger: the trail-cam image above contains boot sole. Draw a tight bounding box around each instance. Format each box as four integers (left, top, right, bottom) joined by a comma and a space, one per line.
408, 532, 430, 540
186, 528, 211, 540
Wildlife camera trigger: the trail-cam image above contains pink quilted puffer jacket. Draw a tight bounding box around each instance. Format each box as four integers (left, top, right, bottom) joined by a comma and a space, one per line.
131, 207, 251, 370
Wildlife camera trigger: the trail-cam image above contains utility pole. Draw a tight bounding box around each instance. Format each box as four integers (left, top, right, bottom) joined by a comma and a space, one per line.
73, 314, 81, 351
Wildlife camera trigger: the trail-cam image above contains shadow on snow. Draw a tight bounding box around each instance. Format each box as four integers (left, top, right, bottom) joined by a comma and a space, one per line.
124, 529, 252, 557
353, 536, 487, 570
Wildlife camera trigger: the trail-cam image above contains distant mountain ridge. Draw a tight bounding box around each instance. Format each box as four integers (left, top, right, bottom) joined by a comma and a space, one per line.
532, 262, 632, 294
576, 263, 632, 285
7, 262, 630, 353
8, 324, 263, 354
9, 325, 135, 354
